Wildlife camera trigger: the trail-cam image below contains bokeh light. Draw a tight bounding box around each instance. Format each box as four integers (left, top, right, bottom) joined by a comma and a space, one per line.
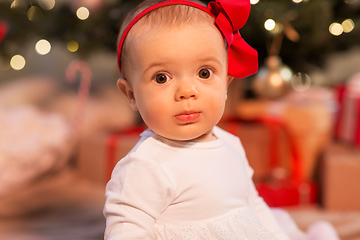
67, 41, 79, 52
10, 55, 26, 70
250, 0, 259, 5
76, 7, 90, 20
329, 22, 343, 36
35, 39, 51, 55
27, 6, 43, 22
342, 19, 355, 33
269, 72, 283, 87
264, 19, 276, 31
292, 0, 303, 3
10, 0, 25, 10
291, 72, 311, 92
280, 67, 293, 81
38, 0, 56, 10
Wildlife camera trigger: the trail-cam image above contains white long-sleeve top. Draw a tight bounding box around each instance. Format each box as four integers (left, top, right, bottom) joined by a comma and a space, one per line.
104, 126, 290, 240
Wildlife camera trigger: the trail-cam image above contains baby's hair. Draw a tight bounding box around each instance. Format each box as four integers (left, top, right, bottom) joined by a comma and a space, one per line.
118, 0, 217, 79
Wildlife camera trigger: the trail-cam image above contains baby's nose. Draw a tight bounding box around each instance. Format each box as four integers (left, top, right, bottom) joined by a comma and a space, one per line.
175, 81, 198, 101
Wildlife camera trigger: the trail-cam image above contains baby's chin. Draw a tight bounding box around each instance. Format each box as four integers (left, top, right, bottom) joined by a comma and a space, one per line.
156, 130, 216, 143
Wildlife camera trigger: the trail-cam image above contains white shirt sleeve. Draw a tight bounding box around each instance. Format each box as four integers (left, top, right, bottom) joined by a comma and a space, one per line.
103, 152, 173, 240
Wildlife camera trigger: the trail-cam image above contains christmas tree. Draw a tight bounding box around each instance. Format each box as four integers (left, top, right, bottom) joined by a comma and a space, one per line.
0, 0, 359, 77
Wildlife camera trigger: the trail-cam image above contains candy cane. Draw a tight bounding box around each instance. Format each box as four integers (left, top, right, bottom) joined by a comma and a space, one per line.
65, 60, 92, 139
0, 21, 9, 44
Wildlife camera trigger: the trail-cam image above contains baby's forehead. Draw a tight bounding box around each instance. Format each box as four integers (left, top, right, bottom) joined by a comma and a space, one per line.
127, 4, 215, 37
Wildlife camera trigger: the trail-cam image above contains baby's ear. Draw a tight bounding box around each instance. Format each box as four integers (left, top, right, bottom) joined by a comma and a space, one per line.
117, 78, 138, 111
227, 75, 235, 85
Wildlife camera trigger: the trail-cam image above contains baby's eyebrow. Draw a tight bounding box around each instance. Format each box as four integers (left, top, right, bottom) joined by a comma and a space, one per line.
144, 61, 168, 74
198, 56, 223, 66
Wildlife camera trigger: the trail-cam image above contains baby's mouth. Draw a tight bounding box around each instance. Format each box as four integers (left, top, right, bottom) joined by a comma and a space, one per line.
174, 111, 200, 123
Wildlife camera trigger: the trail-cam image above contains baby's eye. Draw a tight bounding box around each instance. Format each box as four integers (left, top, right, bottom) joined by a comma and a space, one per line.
154, 73, 169, 84
198, 68, 212, 79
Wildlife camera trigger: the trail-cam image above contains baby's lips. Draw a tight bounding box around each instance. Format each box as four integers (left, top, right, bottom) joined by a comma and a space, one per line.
174, 112, 200, 122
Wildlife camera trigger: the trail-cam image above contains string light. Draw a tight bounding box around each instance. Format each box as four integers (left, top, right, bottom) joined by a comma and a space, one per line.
10, 55, 26, 70
27, 6, 43, 22
329, 22, 343, 36
292, 0, 303, 3
264, 19, 276, 31
67, 41, 79, 52
10, 0, 26, 10
250, 0, 259, 5
10, 0, 19, 9
35, 39, 51, 55
76, 7, 90, 20
342, 19, 355, 33
38, 0, 56, 11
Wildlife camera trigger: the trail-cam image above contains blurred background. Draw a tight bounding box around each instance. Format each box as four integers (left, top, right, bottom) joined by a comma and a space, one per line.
1, 0, 360, 239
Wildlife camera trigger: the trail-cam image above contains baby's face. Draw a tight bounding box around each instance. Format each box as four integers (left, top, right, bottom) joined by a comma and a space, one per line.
122, 23, 231, 142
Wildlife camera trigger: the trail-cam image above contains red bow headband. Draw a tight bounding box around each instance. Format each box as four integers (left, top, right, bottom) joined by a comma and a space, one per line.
117, 0, 258, 79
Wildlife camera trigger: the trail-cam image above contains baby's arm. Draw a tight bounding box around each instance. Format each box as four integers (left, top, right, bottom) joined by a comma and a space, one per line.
103, 153, 173, 240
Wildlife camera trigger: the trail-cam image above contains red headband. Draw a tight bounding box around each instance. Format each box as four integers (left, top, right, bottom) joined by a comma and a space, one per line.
117, 0, 258, 79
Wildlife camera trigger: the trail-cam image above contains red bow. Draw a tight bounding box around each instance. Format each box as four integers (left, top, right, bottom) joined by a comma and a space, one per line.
117, 0, 258, 79
208, 0, 258, 78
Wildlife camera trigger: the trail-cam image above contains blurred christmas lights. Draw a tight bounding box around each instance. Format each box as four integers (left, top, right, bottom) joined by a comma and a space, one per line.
38, 0, 56, 11
329, 22, 343, 36
27, 6, 43, 22
250, 0, 259, 5
67, 41, 79, 52
35, 39, 51, 55
10, 0, 26, 10
264, 19, 276, 31
280, 67, 293, 81
76, 7, 90, 20
342, 19, 355, 33
10, 55, 25, 70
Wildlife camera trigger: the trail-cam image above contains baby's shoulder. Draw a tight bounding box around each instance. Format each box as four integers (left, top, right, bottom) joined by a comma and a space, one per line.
214, 126, 240, 143
214, 126, 246, 156
116, 129, 169, 165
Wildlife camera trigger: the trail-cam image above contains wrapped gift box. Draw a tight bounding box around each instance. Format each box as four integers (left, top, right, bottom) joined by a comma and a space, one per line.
76, 127, 145, 185
322, 142, 360, 210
